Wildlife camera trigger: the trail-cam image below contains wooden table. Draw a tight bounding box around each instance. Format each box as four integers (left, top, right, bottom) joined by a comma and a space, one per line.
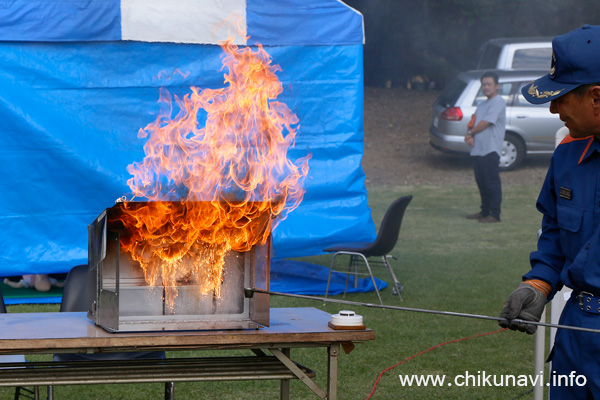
0, 307, 374, 400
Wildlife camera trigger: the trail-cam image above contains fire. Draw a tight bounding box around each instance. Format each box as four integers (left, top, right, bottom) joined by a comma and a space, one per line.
114, 40, 310, 306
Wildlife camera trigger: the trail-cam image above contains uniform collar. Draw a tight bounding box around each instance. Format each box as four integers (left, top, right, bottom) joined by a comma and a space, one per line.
578, 136, 600, 164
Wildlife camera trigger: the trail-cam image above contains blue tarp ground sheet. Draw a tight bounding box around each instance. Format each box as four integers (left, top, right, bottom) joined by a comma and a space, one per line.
0, 282, 62, 305
5, 296, 61, 306
270, 259, 386, 295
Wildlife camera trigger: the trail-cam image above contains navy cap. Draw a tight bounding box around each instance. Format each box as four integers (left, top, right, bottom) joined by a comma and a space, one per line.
522, 25, 600, 104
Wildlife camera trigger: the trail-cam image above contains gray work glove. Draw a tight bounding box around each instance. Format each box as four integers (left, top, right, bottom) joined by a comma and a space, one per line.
499, 282, 547, 334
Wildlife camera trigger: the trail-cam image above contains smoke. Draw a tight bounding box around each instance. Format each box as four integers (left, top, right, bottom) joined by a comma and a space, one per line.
343, 0, 600, 89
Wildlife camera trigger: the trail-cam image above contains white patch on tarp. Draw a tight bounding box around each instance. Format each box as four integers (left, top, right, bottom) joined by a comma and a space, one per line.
121, 0, 247, 45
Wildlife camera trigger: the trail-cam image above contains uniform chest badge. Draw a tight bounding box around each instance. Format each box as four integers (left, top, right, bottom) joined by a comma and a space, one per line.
560, 187, 572, 200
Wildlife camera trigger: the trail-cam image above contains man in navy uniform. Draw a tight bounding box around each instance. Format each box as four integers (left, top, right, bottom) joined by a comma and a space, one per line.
500, 25, 600, 398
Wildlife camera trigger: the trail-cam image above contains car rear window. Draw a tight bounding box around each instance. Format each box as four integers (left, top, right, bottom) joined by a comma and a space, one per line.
437, 78, 467, 108
472, 82, 513, 106
512, 48, 552, 69
477, 45, 502, 69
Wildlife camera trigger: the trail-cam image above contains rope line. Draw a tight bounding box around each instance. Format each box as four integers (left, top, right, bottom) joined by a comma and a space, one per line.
365, 328, 508, 399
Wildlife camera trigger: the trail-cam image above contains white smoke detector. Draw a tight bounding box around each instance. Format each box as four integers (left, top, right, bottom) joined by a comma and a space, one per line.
330, 310, 363, 327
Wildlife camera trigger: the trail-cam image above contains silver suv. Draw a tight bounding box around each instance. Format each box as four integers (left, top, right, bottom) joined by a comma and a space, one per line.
476, 37, 552, 70
429, 69, 564, 170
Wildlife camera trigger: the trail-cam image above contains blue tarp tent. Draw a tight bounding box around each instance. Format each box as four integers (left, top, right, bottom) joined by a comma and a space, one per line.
0, 0, 376, 276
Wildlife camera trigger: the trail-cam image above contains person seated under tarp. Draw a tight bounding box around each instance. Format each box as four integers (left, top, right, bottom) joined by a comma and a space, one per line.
3, 274, 64, 292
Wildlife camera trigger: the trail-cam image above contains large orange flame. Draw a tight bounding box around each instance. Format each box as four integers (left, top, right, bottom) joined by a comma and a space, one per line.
115, 40, 310, 306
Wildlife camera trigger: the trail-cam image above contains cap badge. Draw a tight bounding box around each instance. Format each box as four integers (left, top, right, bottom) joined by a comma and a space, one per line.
527, 83, 564, 99
550, 51, 557, 78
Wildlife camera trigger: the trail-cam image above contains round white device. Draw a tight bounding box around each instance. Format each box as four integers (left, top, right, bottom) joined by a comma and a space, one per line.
330, 310, 363, 326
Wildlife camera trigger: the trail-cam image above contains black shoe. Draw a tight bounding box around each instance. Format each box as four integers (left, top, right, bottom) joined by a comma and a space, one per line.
466, 212, 484, 220
479, 215, 500, 223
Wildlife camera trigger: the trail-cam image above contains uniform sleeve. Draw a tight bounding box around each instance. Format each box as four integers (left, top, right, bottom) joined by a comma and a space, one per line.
524, 158, 565, 300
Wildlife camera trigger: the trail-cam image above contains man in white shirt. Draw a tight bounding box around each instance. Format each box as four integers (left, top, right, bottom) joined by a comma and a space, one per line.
464, 71, 506, 223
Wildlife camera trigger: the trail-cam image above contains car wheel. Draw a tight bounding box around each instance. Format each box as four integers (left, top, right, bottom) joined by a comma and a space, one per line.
499, 133, 525, 171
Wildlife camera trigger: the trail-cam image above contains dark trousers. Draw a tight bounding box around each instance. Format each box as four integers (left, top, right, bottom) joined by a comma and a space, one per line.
471, 152, 501, 219
550, 294, 600, 399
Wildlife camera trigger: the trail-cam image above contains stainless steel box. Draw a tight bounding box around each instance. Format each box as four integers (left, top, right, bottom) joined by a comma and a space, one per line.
87, 202, 270, 332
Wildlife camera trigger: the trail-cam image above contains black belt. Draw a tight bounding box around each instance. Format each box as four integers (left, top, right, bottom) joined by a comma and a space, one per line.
577, 291, 600, 314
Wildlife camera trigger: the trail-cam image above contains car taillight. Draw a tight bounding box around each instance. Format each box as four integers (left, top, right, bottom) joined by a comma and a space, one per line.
440, 107, 463, 121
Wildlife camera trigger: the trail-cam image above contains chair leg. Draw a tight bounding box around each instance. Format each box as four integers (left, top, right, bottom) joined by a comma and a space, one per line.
383, 255, 402, 301
355, 254, 382, 305
343, 256, 355, 298
326, 252, 383, 305
351, 255, 360, 290
325, 253, 338, 301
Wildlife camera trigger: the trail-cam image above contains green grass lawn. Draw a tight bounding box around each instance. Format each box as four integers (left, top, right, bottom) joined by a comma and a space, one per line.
2, 184, 547, 399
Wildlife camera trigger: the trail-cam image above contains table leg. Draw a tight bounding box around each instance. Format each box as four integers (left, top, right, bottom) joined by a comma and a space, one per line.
280, 348, 290, 400
164, 381, 174, 400
327, 344, 340, 400
270, 349, 326, 399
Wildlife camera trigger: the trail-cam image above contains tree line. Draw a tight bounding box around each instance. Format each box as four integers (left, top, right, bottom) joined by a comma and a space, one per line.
344, 0, 600, 89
